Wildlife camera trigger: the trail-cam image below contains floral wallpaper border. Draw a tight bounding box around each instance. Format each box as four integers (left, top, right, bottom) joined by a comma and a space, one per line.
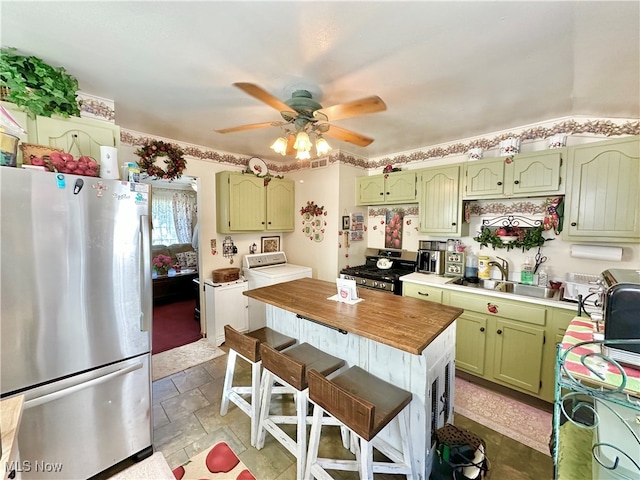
368, 206, 419, 217
120, 118, 639, 173
467, 200, 549, 216
369, 119, 639, 169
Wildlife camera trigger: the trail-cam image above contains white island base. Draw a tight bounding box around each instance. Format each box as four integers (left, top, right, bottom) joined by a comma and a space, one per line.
266, 305, 457, 480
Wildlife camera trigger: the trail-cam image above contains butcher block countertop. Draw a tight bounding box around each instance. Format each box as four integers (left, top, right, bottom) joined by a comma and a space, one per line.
244, 277, 463, 355
1, 394, 24, 478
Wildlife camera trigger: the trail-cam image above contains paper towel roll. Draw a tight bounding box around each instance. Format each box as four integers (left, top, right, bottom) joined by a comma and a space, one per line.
99, 146, 119, 179
570, 244, 623, 261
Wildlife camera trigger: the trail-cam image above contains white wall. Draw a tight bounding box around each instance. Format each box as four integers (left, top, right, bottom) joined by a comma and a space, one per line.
283, 161, 371, 280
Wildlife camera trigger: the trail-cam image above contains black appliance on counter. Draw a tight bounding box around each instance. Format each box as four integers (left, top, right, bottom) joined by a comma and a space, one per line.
417, 240, 446, 275
601, 269, 640, 367
340, 248, 418, 294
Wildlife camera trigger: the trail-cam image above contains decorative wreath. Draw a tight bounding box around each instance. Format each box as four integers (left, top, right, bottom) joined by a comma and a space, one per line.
135, 140, 186, 180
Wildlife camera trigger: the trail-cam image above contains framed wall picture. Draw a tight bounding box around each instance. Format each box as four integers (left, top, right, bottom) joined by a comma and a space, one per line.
342, 215, 351, 231
261, 236, 280, 253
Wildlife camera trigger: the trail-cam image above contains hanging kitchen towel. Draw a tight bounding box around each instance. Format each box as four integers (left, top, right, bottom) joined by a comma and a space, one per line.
569, 244, 623, 261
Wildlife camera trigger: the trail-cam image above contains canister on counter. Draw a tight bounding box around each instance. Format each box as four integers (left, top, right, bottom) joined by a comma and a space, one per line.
478, 255, 491, 279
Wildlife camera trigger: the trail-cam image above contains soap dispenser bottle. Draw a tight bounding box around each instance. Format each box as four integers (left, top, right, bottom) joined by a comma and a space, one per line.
538, 267, 548, 287
521, 256, 534, 285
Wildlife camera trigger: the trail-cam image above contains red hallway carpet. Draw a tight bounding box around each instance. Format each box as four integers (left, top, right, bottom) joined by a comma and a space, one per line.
152, 299, 202, 354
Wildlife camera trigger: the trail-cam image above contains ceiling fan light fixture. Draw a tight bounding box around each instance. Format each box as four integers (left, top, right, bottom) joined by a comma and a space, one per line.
270, 136, 288, 155
315, 136, 332, 156
296, 149, 311, 160
293, 131, 312, 152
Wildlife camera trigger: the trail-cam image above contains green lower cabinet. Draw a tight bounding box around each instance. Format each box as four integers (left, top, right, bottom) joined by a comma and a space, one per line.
491, 317, 544, 394
538, 306, 580, 402
402, 282, 444, 303
449, 290, 553, 401
403, 282, 575, 402
455, 311, 487, 376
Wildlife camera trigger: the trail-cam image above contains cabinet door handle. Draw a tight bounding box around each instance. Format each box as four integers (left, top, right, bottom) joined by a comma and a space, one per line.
480, 327, 485, 332
497, 181, 503, 186
418, 291, 429, 296
514, 180, 520, 184
451, 222, 456, 226
379, 192, 384, 196
571, 222, 577, 226
268, 221, 271, 224
497, 329, 503, 335
386, 191, 390, 195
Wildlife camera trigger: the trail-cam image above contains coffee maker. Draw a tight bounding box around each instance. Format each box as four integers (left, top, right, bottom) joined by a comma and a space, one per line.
417, 240, 445, 275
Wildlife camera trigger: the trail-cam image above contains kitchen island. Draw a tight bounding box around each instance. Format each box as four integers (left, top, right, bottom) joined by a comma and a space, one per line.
244, 277, 463, 480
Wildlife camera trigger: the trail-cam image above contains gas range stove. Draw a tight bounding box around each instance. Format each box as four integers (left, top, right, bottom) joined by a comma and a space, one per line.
340, 248, 418, 294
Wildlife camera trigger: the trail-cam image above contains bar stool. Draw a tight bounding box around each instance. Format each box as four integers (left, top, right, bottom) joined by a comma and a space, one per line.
304, 366, 415, 480
256, 343, 346, 480
220, 325, 296, 447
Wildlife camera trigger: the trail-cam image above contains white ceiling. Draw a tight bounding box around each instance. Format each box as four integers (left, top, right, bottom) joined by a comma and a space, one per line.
2, 1, 639, 163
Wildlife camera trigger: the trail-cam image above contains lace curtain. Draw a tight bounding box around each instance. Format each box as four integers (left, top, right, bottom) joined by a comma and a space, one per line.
173, 190, 197, 243
151, 188, 196, 245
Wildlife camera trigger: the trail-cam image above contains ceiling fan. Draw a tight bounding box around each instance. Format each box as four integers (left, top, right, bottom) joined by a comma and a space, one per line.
215, 83, 387, 158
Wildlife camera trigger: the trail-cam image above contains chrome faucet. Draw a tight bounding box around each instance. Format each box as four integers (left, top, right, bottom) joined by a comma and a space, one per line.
488, 256, 509, 281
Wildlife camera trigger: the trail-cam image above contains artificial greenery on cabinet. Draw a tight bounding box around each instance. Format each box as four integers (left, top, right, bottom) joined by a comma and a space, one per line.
0, 47, 81, 118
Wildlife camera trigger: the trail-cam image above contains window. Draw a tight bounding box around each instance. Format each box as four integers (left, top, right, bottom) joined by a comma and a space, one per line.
151, 188, 196, 245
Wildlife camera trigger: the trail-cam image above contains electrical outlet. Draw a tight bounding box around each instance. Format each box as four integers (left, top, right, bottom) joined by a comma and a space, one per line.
210, 239, 216, 249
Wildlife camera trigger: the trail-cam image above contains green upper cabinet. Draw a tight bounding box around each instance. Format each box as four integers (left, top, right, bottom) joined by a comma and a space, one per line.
216, 172, 295, 233
265, 178, 295, 231
35, 115, 121, 160
418, 165, 468, 237
1, 101, 120, 165
463, 149, 564, 199
356, 171, 417, 205
464, 158, 505, 198
511, 150, 563, 196
564, 136, 640, 242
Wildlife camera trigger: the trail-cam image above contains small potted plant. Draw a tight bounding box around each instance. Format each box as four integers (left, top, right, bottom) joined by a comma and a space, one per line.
0, 47, 81, 118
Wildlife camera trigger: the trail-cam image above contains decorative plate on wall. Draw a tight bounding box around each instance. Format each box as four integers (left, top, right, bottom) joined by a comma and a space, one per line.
248, 157, 268, 177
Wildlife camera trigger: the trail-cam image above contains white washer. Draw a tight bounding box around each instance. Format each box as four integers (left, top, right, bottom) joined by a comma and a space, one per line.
243, 251, 312, 330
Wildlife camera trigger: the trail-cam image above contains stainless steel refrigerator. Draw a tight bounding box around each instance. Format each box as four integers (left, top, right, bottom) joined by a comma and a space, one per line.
0, 167, 153, 479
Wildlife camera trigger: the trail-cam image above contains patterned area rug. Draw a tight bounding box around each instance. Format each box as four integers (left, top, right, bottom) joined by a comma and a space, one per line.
172, 442, 255, 480
454, 377, 552, 456
152, 339, 225, 381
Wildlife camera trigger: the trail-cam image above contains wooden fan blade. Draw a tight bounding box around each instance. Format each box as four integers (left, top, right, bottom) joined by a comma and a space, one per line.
323, 124, 374, 147
215, 121, 286, 134
314, 96, 386, 121
233, 82, 295, 113
286, 134, 296, 156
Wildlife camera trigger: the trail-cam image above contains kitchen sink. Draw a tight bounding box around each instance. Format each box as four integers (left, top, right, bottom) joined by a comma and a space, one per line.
452, 278, 557, 299
480, 279, 514, 293
512, 283, 556, 299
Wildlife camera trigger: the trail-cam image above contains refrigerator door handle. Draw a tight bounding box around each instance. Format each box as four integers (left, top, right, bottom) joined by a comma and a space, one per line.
140, 215, 152, 332
24, 361, 143, 409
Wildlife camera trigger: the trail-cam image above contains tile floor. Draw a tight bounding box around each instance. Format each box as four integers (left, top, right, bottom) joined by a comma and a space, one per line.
151, 349, 554, 479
